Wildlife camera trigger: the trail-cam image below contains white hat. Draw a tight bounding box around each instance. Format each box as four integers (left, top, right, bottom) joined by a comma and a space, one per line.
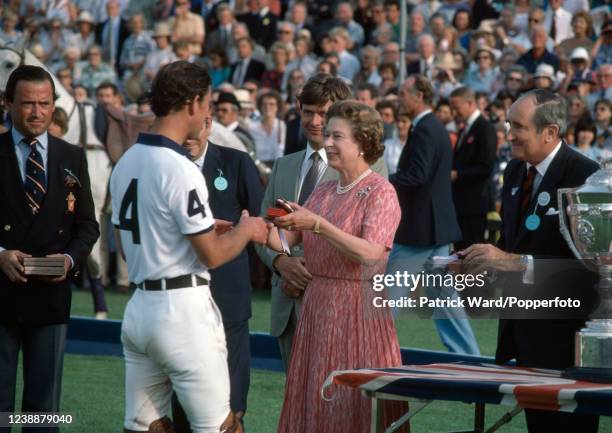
570, 47, 590, 61
233, 89, 254, 110
533, 63, 555, 80
76, 11, 95, 24
152, 22, 172, 38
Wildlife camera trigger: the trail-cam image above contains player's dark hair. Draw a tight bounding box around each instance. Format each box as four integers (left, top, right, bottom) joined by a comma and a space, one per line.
5, 65, 57, 102
150, 61, 212, 117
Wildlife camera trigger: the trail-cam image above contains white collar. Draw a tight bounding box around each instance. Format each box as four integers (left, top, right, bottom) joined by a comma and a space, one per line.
527, 140, 562, 178
193, 143, 209, 169
259, 6, 269, 17
227, 120, 240, 131
11, 127, 48, 150
411, 109, 432, 127
304, 142, 328, 165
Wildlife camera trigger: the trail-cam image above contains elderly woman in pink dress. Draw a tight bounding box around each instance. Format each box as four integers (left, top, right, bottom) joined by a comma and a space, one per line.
266, 100, 407, 433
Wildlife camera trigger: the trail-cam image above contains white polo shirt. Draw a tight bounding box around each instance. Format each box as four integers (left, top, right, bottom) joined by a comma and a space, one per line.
110, 133, 215, 284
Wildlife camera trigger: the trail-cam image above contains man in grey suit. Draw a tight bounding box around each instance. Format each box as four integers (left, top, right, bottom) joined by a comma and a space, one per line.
256, 73, 388, 371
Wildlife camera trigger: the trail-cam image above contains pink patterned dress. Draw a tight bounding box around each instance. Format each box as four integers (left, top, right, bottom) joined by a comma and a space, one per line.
277, 172, 407, 433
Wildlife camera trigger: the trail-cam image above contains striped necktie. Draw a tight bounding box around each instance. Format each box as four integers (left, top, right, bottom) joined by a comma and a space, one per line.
298, 152, 323, 205
23, 138, 46, 215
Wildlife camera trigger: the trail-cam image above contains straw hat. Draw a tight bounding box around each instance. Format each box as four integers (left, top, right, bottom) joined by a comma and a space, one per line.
152, 22, 172, 38
234, 89, 254, 110
434, 52, 458, 70
76, 11, 95, 24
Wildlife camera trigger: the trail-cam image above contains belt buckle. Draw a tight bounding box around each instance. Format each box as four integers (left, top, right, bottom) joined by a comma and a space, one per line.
161, 279, 167, 291
191, 275, 197, 287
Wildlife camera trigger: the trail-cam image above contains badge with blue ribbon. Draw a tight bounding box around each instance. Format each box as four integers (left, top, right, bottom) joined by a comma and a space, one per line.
214, 169, 228, 191
525, 191, 551, 231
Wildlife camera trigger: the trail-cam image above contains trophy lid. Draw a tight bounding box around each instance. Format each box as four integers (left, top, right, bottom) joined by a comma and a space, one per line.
574, 159, 612, 194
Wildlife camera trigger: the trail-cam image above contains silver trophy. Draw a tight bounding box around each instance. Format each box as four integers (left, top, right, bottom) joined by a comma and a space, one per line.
559, 160, 612, 382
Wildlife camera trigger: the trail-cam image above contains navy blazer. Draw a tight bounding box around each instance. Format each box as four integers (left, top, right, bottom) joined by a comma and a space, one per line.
391, 112, 462, 247
202, 142, 263, 322
452, 114, 497, 216
495, 143, 599, 368
0, 132, 99, 325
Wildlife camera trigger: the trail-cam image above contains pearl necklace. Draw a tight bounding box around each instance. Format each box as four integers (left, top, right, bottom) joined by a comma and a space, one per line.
336, 169, 372, 194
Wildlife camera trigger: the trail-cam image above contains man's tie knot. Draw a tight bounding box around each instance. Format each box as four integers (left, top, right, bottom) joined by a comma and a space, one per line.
24, 137, 38, 148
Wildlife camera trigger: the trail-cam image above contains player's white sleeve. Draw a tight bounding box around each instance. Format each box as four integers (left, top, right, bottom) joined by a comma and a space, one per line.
166, 163, 215, 236
110, 171, 120, 226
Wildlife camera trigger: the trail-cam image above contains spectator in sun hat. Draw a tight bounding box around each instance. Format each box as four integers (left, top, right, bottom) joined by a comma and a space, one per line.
533, 63, 557, 90
568, 47, 594, 81
70, 11, 96, 57
144, 22, 177, 82
464, 46, 499, 94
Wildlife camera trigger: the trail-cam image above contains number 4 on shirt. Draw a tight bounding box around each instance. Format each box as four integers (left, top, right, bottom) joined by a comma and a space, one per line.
118, 178, 140, 244
187, 189, 206, 218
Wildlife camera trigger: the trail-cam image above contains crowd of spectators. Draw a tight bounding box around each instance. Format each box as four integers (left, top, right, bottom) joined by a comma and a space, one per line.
1, 0, 611, 209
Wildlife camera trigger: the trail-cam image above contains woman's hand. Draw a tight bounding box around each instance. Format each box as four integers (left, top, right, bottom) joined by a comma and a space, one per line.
274, 202, 318, 232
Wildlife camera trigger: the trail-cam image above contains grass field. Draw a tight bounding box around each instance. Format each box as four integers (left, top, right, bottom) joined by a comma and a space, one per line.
20, 289, 609, 432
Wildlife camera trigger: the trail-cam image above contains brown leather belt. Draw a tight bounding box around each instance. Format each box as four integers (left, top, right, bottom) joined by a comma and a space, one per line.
130, 274, 209, 291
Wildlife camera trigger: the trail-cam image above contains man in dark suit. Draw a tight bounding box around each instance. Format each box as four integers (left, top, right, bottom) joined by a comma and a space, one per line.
236, 0, 278, 49
0, 66, 98, 433
405, 34, 436, 80
449, 87, 497, 250
214, 91, 256, 154
463, 89, 600, 433
388, 74, 480, 355
172, 116, 263, 431
230, 37, 267, 88
95, 0, 130, 73
203, 3, 235, 54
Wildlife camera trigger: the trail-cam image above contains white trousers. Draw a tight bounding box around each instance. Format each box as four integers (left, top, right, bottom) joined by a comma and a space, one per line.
122, 285, 230, 432
85, 148, 112, 280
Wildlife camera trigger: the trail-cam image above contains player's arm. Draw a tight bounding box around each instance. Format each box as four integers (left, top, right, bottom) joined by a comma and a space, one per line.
188, 210, 269, 269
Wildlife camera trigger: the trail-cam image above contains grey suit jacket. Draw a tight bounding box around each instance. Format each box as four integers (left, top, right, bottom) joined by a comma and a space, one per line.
255, 149, 387, 337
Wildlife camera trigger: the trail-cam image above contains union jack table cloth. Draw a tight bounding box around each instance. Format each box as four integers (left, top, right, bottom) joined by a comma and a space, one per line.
323, 362, 612, 416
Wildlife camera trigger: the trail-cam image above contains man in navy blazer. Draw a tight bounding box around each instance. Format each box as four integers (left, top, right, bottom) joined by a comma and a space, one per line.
387, 74, 480, 355
462, 90, 599, 433
172, 117, 263, 431
0, 66, 98, 433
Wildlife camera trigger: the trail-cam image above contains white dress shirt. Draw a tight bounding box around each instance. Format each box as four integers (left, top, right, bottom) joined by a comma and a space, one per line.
521, 140, 563, 283
544, 7, 574, 46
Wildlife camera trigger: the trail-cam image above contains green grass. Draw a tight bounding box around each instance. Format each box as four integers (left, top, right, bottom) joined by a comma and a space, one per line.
19, 289, 608, 432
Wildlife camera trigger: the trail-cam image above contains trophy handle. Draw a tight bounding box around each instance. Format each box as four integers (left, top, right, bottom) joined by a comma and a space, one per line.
558, 188, 584, 261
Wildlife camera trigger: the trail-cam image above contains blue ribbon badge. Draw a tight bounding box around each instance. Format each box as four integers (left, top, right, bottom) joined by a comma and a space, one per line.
214, 169, 228, 191
525, 191, 551, 231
